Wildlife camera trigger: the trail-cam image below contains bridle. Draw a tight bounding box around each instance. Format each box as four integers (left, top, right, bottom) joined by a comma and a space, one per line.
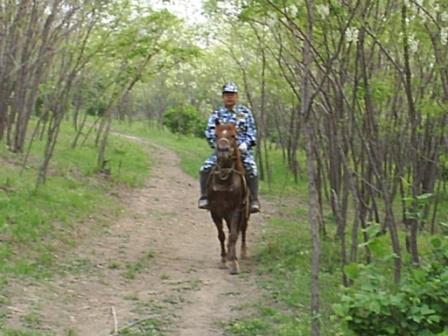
213, 135, 243, 181
209, 125, 249, 211
213, 161, 244, 181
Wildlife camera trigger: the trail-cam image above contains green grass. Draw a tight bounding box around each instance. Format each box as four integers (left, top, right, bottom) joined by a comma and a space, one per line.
0, 330, 54, 336
43, 121, 149, 187
226, 213, 344, 336
0, 119, 151, 333
123, 251, 155, 280
112, 120, 209, 179
118, 318, 165, 336
0, 119, 150, 283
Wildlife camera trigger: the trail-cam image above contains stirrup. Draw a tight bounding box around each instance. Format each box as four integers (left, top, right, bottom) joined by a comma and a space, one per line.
198, 197, 209, 210
250, 200, 260, 214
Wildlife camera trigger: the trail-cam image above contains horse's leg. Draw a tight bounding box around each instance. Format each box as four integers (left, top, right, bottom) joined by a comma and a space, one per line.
240, 214, 248, 260
227, 211, 241, 274
225, 214, 233, 262
240, 177, 250, 260
211, 212, 227, 268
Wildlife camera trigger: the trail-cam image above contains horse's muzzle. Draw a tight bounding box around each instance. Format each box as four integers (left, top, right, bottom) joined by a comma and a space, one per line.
217, 138, 231, 153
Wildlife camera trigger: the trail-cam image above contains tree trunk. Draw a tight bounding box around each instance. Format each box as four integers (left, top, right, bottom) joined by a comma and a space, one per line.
301, 1, 320, 335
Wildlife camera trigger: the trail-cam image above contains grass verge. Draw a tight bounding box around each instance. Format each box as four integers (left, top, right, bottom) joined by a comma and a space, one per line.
0, 120, 150, 332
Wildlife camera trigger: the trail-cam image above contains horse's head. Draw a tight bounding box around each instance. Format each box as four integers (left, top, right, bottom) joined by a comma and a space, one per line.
215, 123, 238, 165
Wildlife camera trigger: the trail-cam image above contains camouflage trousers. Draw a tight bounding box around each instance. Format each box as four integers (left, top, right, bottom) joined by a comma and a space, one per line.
200, 152, 258, 177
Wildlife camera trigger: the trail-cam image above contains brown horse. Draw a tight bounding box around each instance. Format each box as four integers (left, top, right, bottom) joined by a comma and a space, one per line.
207, 123, 250, 274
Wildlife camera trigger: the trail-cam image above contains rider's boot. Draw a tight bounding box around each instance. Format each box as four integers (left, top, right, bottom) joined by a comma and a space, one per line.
247, 175, 260, 213
198, 170, 210, 209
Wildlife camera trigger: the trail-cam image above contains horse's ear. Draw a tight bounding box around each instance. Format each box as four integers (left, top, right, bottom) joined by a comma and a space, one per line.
215, 118, 220, 126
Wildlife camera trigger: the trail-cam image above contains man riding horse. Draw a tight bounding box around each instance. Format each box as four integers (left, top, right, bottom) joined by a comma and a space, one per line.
198, 82, 260, 214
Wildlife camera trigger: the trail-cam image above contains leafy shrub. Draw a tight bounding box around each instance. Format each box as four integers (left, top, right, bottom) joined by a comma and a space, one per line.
162, 105, 205, 137
334, 237, 448, 336
86, 100, 107, 116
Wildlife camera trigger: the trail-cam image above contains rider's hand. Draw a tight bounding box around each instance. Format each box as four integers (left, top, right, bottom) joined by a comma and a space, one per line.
238, 142, 247, 153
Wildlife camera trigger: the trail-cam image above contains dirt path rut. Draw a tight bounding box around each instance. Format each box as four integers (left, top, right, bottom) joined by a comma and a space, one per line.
4, 140, 269, 336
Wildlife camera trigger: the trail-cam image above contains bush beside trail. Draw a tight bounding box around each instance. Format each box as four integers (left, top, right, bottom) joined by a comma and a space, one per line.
162, 105, 206, 138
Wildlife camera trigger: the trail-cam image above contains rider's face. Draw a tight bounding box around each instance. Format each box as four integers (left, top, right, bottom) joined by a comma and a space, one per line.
222, 92, 238, 109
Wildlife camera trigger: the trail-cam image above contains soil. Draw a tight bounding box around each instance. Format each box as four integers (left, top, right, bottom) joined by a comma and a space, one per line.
2, 137, 273, 336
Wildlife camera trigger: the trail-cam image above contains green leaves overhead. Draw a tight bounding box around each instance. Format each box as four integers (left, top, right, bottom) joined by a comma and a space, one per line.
79, 1, 200, 109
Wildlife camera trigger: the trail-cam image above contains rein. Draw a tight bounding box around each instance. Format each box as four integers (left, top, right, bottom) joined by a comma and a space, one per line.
213, 159, 244, 181
210, 154, 249, 209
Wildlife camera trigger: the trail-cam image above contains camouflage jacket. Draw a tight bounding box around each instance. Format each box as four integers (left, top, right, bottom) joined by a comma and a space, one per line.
204, 105, 257, 150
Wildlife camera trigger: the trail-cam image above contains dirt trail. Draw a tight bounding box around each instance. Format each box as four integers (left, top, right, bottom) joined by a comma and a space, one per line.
3, 139, 271, 336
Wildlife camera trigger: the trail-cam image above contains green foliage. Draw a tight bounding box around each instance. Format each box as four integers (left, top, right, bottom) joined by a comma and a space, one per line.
78, 79, 109, 117
403, 192, 434, 222
334, 238, 448, 336
440, 154, 448, 181
418, 97, 448, 119
162, 105, 205, 137
73, 1, 200, 124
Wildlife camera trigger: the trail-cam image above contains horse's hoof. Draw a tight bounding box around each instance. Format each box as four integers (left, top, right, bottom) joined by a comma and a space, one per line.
219, 260, 227, 269
229, 261, 240, 275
